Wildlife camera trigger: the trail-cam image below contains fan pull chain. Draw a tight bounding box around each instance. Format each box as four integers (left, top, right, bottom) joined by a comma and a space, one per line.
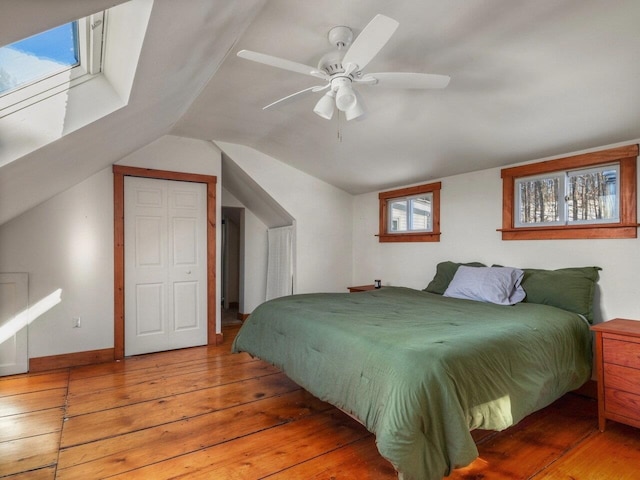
337, 112, 343, 142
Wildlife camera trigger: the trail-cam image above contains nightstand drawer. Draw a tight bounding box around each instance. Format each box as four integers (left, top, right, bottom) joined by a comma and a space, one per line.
605, 388, 640, 422
591, 318, 640, 431
603, 337, 640, 369
604, 363, 640, 396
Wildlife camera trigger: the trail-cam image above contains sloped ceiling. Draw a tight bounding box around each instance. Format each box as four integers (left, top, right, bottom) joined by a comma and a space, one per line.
222, 153, 293, 229
0, 0, 266, 225
2, 0, 640, 226
173, 0, 640, 194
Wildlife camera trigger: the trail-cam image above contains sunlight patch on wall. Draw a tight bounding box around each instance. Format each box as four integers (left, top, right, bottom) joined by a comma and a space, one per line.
0, 288, 62, 346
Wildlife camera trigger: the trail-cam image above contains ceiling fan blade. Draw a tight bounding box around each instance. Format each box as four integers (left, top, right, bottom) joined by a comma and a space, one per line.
263, 84, 329, 110
237, 50, 328, 80
359, 72, 451, 89
342, 14, 399, 73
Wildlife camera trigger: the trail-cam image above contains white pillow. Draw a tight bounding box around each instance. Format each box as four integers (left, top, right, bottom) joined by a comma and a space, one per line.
443, 266, 526, 305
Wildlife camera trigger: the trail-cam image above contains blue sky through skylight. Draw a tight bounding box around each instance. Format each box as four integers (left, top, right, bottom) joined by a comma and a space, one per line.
0, 22, 79, 94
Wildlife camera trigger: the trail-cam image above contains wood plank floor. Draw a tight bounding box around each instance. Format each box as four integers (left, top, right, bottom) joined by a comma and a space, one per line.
2, 323, 640, 479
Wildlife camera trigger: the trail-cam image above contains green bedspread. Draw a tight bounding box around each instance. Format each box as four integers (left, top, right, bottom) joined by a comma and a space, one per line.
231, 287, 592, 480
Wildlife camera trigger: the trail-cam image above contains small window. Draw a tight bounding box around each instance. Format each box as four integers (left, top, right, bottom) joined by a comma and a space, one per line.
388, 194, 433, 233
0, 12, 104, 117
515, 164, 620, 228
501, 145, 638, 240
378, 182, 441, 242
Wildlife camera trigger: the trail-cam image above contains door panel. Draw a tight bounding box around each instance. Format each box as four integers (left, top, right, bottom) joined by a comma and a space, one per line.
136, 216, 164, 267
135, 283, 164, 336
125, 177, 207, 356
0, 273, 28, 376
173, 217, 197, 265
174, 281, 198, 330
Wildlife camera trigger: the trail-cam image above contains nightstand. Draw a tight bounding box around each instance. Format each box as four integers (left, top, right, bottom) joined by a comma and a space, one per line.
347, 285, 378, 293
591, 319, 640, 432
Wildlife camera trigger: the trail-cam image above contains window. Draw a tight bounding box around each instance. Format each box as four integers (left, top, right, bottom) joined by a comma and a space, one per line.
378, 182, 441, 242
0, 12, 104, 117
501, 145, 638, 240
515, 163, 620, 227
0, 22, 79, 95
0, 1, 152, 171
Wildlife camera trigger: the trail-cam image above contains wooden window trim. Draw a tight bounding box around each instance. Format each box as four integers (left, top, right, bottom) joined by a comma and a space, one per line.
113, 165, 219, 360
378, 182, 441, 242
499, 145, 638, 240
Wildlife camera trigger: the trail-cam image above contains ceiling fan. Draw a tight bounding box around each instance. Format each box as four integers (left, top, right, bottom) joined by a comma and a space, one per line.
237, 14, 450, 121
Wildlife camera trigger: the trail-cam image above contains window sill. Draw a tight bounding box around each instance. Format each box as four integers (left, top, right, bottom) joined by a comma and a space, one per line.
377, 232, 441, 243
498, 224, 639, 240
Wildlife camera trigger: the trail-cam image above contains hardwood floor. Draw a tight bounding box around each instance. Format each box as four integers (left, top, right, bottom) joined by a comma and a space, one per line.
2, 323, 640, 479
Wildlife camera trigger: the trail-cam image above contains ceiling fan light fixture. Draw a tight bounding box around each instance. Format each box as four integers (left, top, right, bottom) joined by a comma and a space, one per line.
335, 84, 357, 112
238, 15, 451, 122
345, 97, 364, 121
313, 90, 336, 120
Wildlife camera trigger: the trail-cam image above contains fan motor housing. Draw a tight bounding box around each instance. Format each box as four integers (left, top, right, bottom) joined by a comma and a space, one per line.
317, 25, 355, 77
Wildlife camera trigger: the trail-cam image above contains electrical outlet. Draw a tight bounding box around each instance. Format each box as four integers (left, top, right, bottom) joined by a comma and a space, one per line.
73, 317, 81, 328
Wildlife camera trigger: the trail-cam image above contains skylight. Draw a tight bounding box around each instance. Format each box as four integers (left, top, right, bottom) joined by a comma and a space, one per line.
0, 0, 153, 172
0, 22, 80, 95
0, 13, 104, 117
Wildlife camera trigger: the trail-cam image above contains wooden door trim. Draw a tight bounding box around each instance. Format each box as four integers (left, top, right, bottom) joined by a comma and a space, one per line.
113, 165, 218, 360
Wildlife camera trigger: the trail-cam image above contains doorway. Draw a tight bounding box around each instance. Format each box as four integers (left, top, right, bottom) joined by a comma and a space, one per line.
124, 176, 207, 355
222, 207, 242, 325
113, 165, 218, 360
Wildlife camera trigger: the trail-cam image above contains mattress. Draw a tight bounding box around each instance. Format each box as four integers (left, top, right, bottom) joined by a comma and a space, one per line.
232, 287, 592, 480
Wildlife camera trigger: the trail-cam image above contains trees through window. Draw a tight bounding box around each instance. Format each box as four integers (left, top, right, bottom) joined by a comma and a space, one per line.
501, 145, 638, 240
516, 164, 619, 227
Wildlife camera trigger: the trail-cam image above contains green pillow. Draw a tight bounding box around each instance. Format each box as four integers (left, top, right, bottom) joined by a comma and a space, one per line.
424, 261, 486, 295
521, 266, 601, 322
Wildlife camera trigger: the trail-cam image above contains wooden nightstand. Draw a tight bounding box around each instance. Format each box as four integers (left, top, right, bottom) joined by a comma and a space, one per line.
347, 285, 378, 293
591, 319, 640, 432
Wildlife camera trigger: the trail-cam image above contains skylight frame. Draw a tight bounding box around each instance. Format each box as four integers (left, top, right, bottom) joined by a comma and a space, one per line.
0, 12, 105, 118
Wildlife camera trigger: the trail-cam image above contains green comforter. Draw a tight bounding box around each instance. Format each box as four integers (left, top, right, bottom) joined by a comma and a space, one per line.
231, 287, 591, 480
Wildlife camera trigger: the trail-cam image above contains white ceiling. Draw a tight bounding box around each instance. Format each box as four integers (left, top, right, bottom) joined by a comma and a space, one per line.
174, 0, 640, 194
1, 0, 640, 225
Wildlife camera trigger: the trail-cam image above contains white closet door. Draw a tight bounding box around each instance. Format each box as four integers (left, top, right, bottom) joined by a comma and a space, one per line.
0, 273, 28, 376
124, 177, 207, 356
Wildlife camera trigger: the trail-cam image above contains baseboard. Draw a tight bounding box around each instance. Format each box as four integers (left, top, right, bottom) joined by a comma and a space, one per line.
29, 348, 115, 372
238, 313, 250, 322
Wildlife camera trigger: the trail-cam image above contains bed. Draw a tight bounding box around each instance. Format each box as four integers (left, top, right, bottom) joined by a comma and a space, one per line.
231, 264, 598, 480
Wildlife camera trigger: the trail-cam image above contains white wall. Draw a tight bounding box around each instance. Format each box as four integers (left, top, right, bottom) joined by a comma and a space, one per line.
352, 145, 640, 324
222, 187, 268, 313
5, 131, 634, 361
0, 134, 222, 359
0, 168, 114, 358
217, 142, 353, 296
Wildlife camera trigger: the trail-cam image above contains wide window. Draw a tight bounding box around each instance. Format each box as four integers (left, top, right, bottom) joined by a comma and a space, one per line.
501, 145, 638, 240
515, 163, 620, 227
378, 182, 441, 242
0, 12, 104, 117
